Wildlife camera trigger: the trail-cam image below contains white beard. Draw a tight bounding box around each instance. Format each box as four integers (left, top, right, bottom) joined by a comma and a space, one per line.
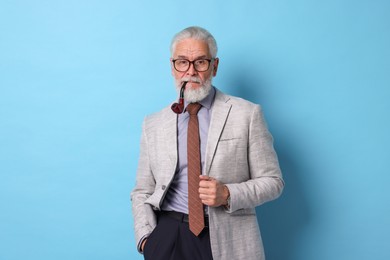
174, 76, 213, 103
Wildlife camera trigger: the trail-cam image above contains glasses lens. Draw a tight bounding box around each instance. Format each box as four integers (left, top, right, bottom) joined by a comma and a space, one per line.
174, 59, 189, 72
194, 59, 210, 72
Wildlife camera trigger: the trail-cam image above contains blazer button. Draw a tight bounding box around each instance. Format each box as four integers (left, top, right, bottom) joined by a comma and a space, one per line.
161, 185, 166, 190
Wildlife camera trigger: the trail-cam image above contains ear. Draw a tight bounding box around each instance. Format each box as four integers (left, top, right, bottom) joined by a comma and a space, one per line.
212, 58, 219, 77
170, 58, 175, 76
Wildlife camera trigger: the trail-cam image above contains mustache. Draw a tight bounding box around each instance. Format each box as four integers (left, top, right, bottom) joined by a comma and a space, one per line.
181, 77, 201, 84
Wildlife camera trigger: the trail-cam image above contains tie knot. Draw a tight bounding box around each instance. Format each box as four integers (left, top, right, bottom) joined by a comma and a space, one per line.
187, 103, 202, 115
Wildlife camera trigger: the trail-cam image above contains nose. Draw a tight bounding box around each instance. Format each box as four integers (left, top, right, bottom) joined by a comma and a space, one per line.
186, 62, 197, 76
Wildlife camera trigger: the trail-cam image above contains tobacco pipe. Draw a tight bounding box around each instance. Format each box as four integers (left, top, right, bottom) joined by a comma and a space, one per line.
171, 81, 188, 114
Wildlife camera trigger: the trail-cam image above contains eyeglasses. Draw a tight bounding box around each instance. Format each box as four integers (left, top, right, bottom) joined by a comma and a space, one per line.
172, 58, 213, 72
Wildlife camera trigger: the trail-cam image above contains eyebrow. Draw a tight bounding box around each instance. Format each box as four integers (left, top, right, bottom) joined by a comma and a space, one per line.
176, 55, 208, 60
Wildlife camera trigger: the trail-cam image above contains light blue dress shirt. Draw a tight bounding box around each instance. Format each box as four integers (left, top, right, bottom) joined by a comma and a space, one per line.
161, 87, 216, 214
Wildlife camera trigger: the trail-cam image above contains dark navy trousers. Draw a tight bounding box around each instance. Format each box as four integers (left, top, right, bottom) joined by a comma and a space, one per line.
143, 211, 213, 260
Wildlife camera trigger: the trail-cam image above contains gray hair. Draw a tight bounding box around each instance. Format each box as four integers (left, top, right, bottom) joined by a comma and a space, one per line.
170, 26, 218, 58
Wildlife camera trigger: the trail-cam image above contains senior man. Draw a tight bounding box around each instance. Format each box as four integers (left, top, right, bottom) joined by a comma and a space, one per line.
131, 26, 284, 260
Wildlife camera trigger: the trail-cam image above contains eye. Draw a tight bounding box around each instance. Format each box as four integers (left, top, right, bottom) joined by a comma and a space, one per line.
195, 59, 206, 65
176, 59, 188, 66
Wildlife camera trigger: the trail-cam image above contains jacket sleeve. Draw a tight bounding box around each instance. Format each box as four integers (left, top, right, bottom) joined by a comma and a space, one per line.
130, 119, 157, 252
225, 105, 284, 213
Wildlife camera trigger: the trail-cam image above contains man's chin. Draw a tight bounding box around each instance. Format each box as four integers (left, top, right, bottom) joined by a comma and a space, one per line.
184, 84, 212, 103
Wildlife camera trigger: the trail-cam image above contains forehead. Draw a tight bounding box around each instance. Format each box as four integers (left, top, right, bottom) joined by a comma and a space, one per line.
172, 38, 210, 58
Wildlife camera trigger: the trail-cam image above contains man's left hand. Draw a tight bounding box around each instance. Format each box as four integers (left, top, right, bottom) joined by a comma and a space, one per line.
198, 175, 230, 207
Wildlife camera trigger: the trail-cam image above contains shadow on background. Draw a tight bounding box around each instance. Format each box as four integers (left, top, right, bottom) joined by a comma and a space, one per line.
226, 68, 311, 260
257, 146, 310, 260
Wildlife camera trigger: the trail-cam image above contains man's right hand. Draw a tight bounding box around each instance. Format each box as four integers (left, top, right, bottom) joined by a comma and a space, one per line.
141, 239, 147, 252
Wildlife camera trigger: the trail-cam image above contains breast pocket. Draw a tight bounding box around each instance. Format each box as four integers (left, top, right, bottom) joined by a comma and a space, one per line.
212, 138, 247, 181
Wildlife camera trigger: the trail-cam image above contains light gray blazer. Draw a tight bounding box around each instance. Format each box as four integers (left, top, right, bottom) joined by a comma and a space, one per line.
131, 88, 284, 260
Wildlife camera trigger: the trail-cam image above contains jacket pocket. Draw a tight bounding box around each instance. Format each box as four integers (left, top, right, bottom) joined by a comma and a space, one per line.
230, 208, 256, 216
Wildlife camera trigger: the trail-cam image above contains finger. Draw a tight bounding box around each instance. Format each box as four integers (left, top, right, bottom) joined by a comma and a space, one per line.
201, 199, 217, 207
199, 180, 214, 188
201, 198, 212, 205
199, 175, 213, 181
199, 188, 217, 197
198, 187, 209, 194
199, 193, 212, 200
199, 188, 216, 196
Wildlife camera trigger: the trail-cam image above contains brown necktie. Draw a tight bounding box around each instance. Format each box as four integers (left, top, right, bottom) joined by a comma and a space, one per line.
186, 102, 205, 236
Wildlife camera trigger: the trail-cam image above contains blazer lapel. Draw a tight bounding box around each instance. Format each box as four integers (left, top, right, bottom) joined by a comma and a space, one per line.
205, 89, 232, 175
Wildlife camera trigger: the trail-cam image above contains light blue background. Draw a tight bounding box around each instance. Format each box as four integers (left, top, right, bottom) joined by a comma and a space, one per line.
1, 1, 389, 259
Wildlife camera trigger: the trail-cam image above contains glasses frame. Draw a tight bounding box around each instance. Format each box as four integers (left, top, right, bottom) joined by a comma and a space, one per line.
172, 58, 214, 72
